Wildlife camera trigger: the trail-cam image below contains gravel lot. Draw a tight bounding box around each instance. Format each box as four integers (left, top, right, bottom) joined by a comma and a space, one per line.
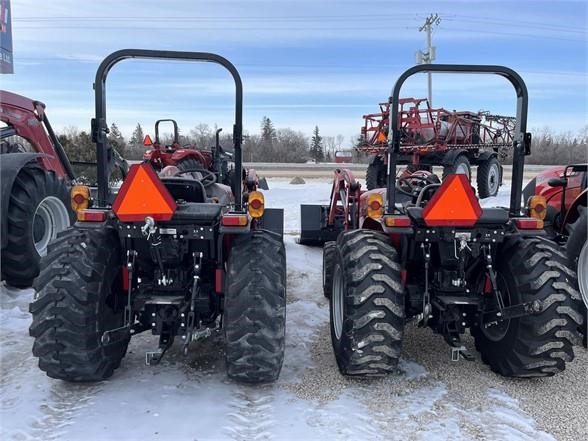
1, 176, 585, 441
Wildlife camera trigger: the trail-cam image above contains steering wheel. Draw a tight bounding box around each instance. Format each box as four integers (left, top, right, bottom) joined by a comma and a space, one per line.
173, 168, 217, 187
395, 174, 430, 197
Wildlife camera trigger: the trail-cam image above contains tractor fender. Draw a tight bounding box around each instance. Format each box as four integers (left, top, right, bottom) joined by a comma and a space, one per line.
441, 149, 468, 166
0, 153, 46, 249
171, 149, 209, 168
563, 188, 587, 227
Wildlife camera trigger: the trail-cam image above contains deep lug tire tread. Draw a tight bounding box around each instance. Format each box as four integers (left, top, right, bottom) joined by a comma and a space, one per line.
472, 235, 583, 377
1, 164, 74, 287
322, 241, 337, 298
224, 231, 287, 383
29, 227, 129, 381
331, 230, 404, 376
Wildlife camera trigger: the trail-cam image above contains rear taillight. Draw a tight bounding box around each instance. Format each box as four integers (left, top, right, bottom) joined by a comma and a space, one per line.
514, 217, 544, 230
221, 214, 248, 227
77, 209, 107, 222
384, 215, 411, 227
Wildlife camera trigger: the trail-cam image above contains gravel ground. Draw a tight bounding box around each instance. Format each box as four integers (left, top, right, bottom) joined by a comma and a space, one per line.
284, 228, 587, 441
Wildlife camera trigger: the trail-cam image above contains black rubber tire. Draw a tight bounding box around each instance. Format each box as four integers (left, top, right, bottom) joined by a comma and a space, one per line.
322, 241, 337, 299
330, 230, 404, 376
29, 227, 129, 381
224, 231, 286, 383
442, 155, 471, 180
366, 156, 387, 190
477, 157, 502, 198
472, 235, 583, 377
1, 164, 74, 288
565, 206, 587, 346
176, 157, 204, 173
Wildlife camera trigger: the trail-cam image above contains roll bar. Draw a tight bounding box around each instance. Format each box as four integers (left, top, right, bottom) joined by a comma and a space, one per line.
154, 119, 179, 145
92, 49, 244, 210
386, 64, 530, 216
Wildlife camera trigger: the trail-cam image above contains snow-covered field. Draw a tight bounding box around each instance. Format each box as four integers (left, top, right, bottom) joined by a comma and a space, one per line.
1, 179, 586, 441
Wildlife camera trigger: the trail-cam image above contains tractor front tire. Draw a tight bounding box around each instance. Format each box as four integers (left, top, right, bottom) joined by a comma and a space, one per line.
322, 241, 337, 298
29, 227, 129, 381
224, 231, 286, 383
566, 206, 587, 345
330, 230, 404, 376
472, 236, 583, 377
1, 164, 74, 288
477, 157, 502, 198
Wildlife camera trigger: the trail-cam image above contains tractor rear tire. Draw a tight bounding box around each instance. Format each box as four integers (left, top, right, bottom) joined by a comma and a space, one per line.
176, 157, 203, 175
366, 156, 387, 190
565, 206, 587, 345
29, 227, 129, 381
330, 230, 404, 376
1, 164, 74, 288
477, 157, 501, 198
224, 231, 286, 383
472, 236, 583, 377
442, 155, 471, 181
322, 241, 337, 298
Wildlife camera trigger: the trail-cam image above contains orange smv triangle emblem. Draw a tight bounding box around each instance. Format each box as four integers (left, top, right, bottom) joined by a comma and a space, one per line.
422, 174, 482, 227
112, 163, 176, 222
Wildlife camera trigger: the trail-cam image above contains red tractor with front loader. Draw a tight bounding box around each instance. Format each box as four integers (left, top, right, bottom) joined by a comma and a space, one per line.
29, 49, 286, 384
0, 90, 77, 288
1, 90, 128, 288
301, 64, 583, 378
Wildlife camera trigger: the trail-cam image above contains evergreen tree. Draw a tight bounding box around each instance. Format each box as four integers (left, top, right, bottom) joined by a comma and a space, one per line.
310, 125, 324, 162
260, 116, 276, 143
107, 123, 126, 156
129, 123, 145, 147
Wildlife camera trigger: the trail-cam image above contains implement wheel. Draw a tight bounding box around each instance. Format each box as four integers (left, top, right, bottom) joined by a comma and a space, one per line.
477, 157, 501, 198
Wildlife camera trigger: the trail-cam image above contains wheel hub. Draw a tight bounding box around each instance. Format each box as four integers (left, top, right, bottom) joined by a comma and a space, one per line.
578, 241, 588, 306
332, 265, 344, 340
32, 196, 70, 256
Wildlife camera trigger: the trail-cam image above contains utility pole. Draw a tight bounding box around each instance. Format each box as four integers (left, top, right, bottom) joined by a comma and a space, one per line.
416, 13, 441, 107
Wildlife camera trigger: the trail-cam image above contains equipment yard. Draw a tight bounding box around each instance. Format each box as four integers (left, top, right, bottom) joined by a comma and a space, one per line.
1, 177, 585, 441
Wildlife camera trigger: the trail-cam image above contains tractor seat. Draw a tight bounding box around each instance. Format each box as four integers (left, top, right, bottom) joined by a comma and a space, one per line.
171, 202, 223, 223
405, 207, 509, 227
161, 177, 206, 203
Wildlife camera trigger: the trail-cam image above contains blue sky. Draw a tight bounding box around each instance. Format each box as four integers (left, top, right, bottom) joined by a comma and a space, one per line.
2, 0, 587, 144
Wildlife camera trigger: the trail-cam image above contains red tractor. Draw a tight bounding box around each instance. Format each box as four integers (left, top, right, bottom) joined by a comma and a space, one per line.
143, 119, 213, 173
143, 119, 266, 193
0, 90, 77, 287
523, 163, 587, 343
301, 64, 583, 378
359, 98, 515, 198
29, 49, 286, 384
